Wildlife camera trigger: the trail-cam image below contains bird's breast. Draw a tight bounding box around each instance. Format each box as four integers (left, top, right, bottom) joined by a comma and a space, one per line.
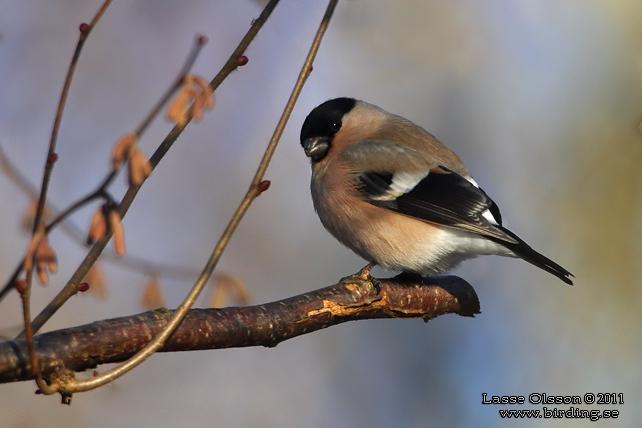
310, 160, 444, 273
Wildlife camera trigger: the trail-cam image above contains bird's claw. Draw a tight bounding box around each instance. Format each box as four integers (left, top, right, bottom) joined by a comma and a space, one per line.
357, 262, 380, 294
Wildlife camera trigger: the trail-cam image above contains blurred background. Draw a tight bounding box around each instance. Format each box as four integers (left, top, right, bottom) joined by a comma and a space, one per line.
0, 0, 641, 426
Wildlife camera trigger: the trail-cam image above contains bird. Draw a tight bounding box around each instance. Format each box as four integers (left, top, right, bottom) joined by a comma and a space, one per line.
299, 97, 573, 285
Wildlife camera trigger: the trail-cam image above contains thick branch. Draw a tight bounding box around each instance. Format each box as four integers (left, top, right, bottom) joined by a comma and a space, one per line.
0, 275, 479, 384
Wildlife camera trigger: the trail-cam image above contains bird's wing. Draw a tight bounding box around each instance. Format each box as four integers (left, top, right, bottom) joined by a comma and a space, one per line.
341, 140, 574, 284
339, 140, 429, 174
340, 140, 516, 243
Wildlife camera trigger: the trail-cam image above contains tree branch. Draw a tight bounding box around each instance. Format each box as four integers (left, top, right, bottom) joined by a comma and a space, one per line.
0, 275, 479, 384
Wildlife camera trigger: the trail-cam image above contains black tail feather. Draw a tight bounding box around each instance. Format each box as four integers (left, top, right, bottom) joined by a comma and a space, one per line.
493, 227, 574, 285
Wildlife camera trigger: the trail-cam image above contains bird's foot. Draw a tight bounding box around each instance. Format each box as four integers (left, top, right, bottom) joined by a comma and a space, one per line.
357, 262, 380, 294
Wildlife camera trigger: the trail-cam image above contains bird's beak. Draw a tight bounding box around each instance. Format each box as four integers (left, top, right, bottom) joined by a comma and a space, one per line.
303, 137, 330, 161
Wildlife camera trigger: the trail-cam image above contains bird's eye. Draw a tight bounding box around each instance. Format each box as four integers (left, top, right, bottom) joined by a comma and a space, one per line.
330, 121, 341, 132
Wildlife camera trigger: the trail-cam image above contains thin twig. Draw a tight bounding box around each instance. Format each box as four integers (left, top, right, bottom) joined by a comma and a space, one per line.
15, 39, 207, 338
33, 0, 111, 236
33, 36, 207, 233
4, 34, 205, 307
135, 36, 207, 136
86, 0, 112, 28
20, 225, 58, 394
45, 173, 115, 233
26, 0, 282, 340
51, 0, 338, 396
36, 36, 208, 232
0, 275, 480, 386
0, 151, 196, 303
20, 0, 112, 397
0, 145, 38, 198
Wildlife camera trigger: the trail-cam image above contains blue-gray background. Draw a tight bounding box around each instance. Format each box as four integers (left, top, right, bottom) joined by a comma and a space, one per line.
0, 1, 640, 427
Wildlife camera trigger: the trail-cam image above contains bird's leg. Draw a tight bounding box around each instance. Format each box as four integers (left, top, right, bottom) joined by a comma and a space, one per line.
357, 261, 380, 294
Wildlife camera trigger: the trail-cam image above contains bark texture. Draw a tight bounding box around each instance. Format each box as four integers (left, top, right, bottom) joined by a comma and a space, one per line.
0, 274, 479, 384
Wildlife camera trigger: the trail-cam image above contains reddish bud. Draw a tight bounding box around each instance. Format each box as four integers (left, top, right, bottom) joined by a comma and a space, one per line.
236, 55, 249, 66
258, 180, 271, 192
93, 371, 99, 377
78, 282, 90, 292
79, 23, 90, 34
309, 65, 314, 72
197, 35, 208, 44
47, 153, 58, 164
14, 280, 27, 295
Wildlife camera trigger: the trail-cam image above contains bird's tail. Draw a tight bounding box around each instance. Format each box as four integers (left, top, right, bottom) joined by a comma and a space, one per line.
493, 227, 574, 285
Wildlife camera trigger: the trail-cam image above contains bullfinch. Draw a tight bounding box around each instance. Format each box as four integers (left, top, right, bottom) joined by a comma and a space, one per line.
300, 97, 573, 285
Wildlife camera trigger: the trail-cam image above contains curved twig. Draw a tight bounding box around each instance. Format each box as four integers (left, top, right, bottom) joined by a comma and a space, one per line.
58, 0, 338, 396
20, 0, 113, 396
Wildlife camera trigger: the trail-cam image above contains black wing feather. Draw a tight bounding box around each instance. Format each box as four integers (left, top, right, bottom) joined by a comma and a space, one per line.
356, 168, 574, 284
358, 173, 393, 200
358, 168, 515, 242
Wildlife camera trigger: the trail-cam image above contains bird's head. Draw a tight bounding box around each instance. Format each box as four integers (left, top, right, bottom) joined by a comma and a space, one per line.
300, 97, 356, 162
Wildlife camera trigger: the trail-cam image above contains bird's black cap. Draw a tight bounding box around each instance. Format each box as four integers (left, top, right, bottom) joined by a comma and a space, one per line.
300, 97, 357, 145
